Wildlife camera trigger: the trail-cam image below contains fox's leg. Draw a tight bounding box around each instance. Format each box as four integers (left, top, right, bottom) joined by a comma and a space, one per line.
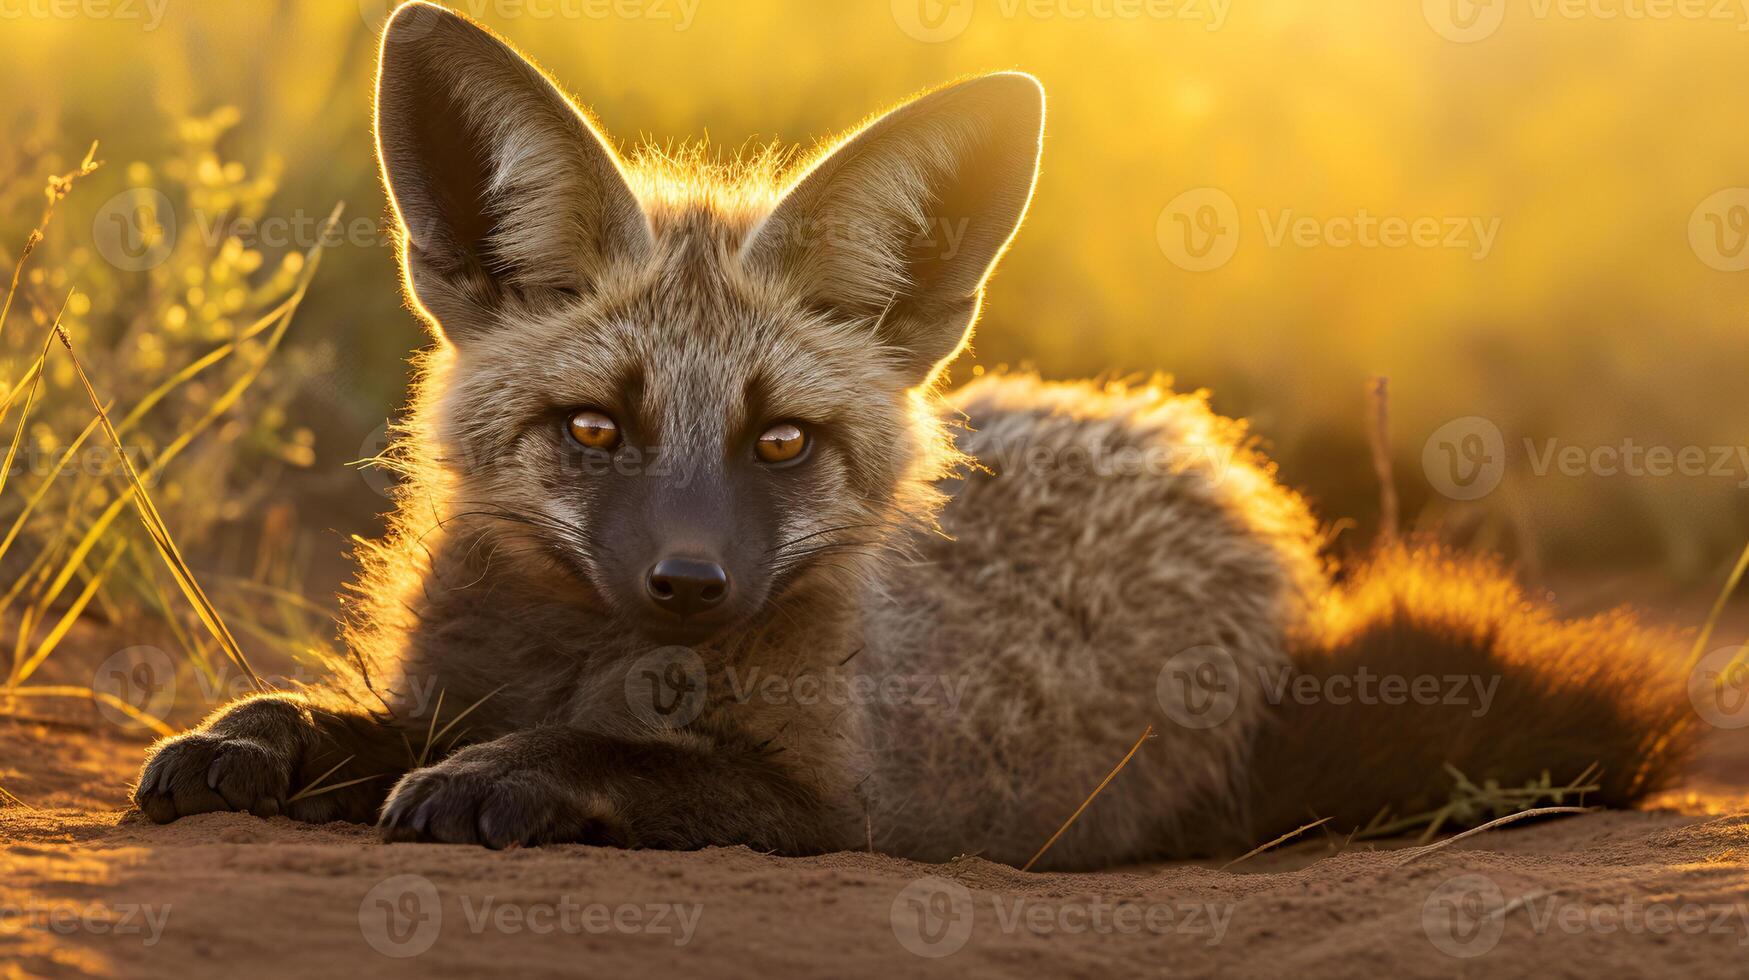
378, 727, 845, 853
135, 692, 410, 824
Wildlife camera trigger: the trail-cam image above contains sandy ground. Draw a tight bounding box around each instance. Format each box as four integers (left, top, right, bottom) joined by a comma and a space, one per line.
2, 592, 1747, 979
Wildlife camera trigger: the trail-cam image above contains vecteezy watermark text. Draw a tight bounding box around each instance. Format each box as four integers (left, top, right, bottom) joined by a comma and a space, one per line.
359, 874, 702, 959
1156, 646, 1503, 730
1158, 189, 1502, 271
0, 901, 171, 947
1422, 872, 1749, 958
0, 0, 167, 30
1422, 415, 1749, 502
889, 876, 1233, 958
1425, 0, 1749, 44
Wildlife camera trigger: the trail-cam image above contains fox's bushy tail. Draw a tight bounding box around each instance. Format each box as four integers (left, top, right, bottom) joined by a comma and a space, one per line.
1247, 545, 1701, 841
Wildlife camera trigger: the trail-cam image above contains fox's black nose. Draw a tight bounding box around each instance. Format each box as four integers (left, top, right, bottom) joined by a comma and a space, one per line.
646, 558, 729, 618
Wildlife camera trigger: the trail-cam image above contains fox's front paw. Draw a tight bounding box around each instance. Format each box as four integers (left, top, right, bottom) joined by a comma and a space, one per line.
378, 748, 622, 849
135, 696, 314, 823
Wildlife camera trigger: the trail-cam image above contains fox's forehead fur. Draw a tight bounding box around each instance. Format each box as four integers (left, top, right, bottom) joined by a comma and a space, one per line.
624, 145, 793, 232
437, 185, 917, 441
427, 207, 938, 520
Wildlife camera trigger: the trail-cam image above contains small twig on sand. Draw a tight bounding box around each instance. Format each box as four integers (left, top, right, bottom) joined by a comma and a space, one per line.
0, 780, 34, 810
1220, 817, 1333, 871
1022, 725, 1153, 872
1367, 376, 1398, 546
1393, 806, 1591, 867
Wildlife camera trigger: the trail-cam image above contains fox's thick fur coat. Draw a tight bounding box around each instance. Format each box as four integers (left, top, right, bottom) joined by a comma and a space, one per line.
133, 1, 1698, 870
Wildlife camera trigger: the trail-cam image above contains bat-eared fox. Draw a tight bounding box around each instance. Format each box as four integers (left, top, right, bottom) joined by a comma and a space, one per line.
133, 1, 1697, 870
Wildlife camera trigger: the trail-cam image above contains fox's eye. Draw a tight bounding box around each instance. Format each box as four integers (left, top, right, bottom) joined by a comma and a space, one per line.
755, 422, 808, 465
567, 409, 621, 451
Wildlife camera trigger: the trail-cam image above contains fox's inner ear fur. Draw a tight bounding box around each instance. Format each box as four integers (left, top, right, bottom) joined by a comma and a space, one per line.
742, 73, 1044, 383
374, 1, 650, 343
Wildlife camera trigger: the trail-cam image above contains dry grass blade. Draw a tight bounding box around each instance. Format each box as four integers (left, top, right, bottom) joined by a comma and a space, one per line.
1687, 537, 1749, 673
3, 685, 177, 738
413, 684, 507, 767
1351, 764, 1601, 844
127, 545, 219, 680
11, 204, 344, 671
289, 772, 389, 802
428, 684, 506, 750
213, 574, 335, 619
0, 413, 103, 568
0, 291, 72, 500
0, 361, 42, 419
287, 749, 392, 803
1220, 817, 1333, 871
1367, 376, 1397, 546
0, 780, 34, 810
286, 755, 355, 803
0, 291, 299, 593
415, 689, 445, 768
0, 288, 306, 580
54, 325, 267, 693
1022, 724, 1153, 872
110, 288, 305, 436
1392, 806, 1592, 867
11, 539, 125, 684
0, 142, 100, 348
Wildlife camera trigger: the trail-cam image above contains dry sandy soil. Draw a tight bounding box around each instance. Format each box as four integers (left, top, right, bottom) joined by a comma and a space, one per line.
2, 587, 1747, 979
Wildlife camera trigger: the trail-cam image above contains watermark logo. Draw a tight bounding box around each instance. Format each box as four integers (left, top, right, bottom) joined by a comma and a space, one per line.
91, 646, 177, 731
1431, 0, 1749, 41
361, 0, 439, 42
91, 655, 335, 731
91, 197, 437, 269
890, 877, 976, 958
1422, 873, 1508, 958
1524, 438, 1749, 487
1423, 416, 1507, 501
1689, 646, 1749, 729
1158, 187, 1240, 272
623, 646, 708, 728
1156, 644, 1240, 729
891, 0, 974, 41
1257, 665, 1501, 717
0, 901, 172, 946
889, 879, 1235, 955
1160, 192, 1500, 270
1256, 209, 1499, 258
1423, 0, 1506, 42
92, 188, 175, 271
359, 874, 443, 959
723, 665, 971, 712
1423, 871, 1749, 957
457, 897, 702, 943
1425, 418, 1749, 500
0, 0, 169, 30
1690, 188, 1749, 272
3, 443, 159, 485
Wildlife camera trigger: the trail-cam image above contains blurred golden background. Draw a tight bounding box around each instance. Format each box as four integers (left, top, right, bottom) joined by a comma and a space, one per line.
4, 0, 1749, 660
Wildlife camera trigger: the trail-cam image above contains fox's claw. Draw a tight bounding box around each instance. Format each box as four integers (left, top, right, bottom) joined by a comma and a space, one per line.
136, 731, 294, 823
133, 695, 353, 824
379, 749, 624, 850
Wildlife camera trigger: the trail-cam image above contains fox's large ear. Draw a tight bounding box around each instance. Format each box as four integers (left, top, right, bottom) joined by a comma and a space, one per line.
374, 1, 650, 343
741, 73, 1043, 383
